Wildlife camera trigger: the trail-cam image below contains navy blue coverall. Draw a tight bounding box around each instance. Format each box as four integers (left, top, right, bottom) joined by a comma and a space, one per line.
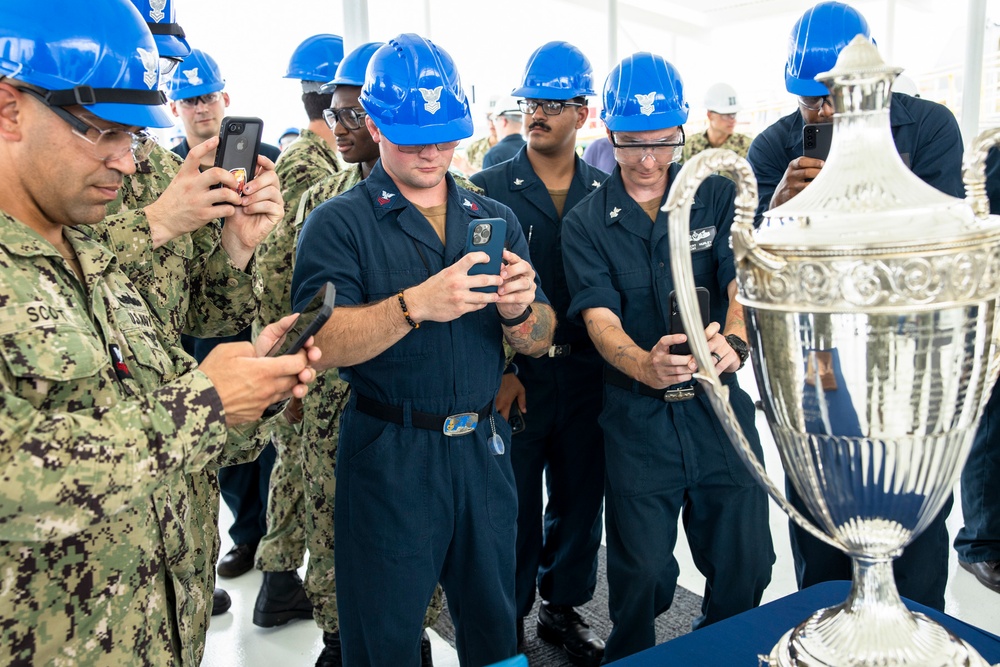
955, 148, 1000, 569
291, 162, 549, 667
747, 91, 965, 610
471, 147, 609, 619
562, 165, 774, 662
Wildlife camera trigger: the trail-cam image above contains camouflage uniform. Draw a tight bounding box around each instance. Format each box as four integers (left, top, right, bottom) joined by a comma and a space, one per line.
0, 213, 232, 665
254, 128, 341, 576
86, 143, 261, 666
682, 130, 753, 163
463, 135, 494, 173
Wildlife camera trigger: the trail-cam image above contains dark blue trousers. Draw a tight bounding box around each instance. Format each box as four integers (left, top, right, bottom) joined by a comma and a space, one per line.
218, 442, 276, 545
335, 396, 518, 667
601, 381, 774, 664
512, 351, 605, 618
787, 483, 951, 610
955, 380, 1000, 563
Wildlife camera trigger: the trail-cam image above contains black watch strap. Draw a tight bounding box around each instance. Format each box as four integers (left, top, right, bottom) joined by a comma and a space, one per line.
499, 305, 533, 327
725, 334, 750, 370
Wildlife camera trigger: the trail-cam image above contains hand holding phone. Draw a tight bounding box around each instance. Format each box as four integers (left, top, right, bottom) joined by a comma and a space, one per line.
508, 403, 526, 434
466, 217, 507, 293
214, 116, 263, 196
669, 287, 711, 355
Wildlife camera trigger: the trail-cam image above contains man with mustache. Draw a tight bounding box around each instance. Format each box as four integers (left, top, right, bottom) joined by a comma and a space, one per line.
470, 40, 609, 667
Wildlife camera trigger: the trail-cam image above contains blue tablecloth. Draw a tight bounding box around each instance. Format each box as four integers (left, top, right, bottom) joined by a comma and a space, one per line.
608, 581, 1000, 665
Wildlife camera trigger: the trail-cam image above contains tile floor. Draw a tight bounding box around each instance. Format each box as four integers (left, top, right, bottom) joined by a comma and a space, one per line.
202, 366, 1000, 666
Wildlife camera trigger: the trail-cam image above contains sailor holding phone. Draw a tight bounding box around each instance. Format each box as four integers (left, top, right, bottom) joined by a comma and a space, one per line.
290, 34, 555, 667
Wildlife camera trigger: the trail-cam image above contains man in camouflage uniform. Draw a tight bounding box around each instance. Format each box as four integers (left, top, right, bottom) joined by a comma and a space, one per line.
681, 82, 752, 164
85, 3, 285, 663
0, 2, 316, 663
251, 33, 345, 631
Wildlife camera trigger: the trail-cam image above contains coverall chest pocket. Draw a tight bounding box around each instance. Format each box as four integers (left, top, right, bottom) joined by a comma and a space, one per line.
0, 321, 106, 405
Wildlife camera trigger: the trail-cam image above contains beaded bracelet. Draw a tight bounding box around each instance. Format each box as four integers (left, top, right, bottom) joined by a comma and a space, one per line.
397, 291, 419, 329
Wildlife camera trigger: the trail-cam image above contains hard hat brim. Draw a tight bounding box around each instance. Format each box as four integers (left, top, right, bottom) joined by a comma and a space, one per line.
376, 115, 474, 146
602, 108, 688, 133
87, 101, 174, 129
166, 80, 225, 102
708, 104, 742, 114
510, 84, 593, 100
154, 34, 191, 59
786, 73, 832, 97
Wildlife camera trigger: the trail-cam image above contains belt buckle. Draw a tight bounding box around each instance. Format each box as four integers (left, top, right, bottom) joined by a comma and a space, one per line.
443, 412, 479, 436
662, 387, 695, 403
548, 344, 570, 358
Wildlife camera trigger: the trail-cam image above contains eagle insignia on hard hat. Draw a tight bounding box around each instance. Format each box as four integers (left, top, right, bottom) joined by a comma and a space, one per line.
419, 86, 443, 114
182, 68, 203, 86
149, 0, 166, 22
137, 48, 158, 89
635, 92, 656, 116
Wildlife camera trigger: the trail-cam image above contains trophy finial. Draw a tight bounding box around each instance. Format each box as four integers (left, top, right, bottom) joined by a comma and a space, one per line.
816, 34, 902, 88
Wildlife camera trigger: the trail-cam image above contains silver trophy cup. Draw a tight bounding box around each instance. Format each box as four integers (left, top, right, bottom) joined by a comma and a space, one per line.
666, 37, 1000, 666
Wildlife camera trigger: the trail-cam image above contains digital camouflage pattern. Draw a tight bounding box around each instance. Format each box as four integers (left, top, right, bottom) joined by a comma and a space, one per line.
254, 129, 342, 576
83, 142, 263, 665
681, 130, 753, 163
0, 214, 230, 665
463, 135, 494, 173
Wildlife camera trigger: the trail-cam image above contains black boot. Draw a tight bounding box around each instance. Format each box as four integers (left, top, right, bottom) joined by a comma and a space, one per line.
315, 631, 342, 667
211, 587, 231, 616
537, 601, 605, 667
420, 629, 434, 667
252, 570, 314, 628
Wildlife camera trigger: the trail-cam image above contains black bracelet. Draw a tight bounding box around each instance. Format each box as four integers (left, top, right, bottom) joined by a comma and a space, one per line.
397, 290, 419, 329
499, 304, 532, 327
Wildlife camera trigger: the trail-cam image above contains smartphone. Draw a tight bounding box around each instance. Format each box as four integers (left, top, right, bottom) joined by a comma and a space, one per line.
266, 282, 336, 357
802, 123, 832, 161
669, 287, 710, 356
466, 217, 507, 293
214, 116, 263, 196
508, 403, 526, 435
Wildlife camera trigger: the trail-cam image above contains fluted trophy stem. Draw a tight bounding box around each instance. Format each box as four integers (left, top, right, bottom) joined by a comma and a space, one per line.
665, 148, 839, 551
963, 127, 1000, 219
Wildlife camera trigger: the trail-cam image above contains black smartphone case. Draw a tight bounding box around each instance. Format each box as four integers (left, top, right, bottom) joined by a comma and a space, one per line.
669, 287, 710, 355
802, 123, 832, 161
466, 217, 507, 293
214, 116, 263, 184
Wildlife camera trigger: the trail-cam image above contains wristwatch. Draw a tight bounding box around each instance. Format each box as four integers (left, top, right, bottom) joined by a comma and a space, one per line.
725, 334, 750, 370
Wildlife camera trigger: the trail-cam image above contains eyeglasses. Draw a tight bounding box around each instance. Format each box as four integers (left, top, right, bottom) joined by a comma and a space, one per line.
323, 107, 368, 130
517, 99, 584, 116
395, 140, 460, 154
159, 57, 181, 78
176, 91, 224, 108
798, 95, 833, 112
610, 128, 685, 165
710, 112, 737, 120
19, 87, 156, 163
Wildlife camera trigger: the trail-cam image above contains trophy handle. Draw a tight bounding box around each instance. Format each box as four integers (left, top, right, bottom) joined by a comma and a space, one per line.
963, 127, 1000, 218
665, 149, 840, 550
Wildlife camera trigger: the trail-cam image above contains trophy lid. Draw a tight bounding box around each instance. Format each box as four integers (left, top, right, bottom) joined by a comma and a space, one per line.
758, 36, 989, 253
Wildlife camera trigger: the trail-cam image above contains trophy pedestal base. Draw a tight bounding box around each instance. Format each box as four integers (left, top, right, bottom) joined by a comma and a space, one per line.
764, 608, 991, 667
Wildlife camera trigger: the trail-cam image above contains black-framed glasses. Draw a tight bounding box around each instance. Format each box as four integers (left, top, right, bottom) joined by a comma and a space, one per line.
19, 87, 156, 163
395, 140, 460, 154
610, 127, 685, 165
798, 95, 833, 112
517, 99, 584, 116
323, 107, 368, 130
176, 91, 224, 108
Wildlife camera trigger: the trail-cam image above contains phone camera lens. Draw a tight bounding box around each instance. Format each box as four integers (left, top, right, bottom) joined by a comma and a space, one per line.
229, 123, 242, 132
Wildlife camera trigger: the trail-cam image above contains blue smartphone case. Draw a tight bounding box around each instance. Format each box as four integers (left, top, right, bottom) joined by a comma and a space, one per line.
466, 217, 507, 293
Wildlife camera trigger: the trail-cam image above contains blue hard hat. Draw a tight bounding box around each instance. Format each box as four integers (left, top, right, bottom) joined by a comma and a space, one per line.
129, 0, 191, 59
0, 0, 172, 128
601, 53, 689, 132
285, 34, 345, 83
321, 41, 384, 92
360, 34, 473, 145
512, 41, 595, 100
786, 2, 872, 97
165, 49, 225, 101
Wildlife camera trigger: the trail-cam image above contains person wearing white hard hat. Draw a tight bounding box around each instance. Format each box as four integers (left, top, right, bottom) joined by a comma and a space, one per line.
682, 82, 751, 163
483, 94, 526, 168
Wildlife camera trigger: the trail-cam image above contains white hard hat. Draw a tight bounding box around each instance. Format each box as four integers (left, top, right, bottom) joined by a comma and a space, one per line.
491, 94, 523, 118
704, 82, 741, 114
893, 74, 919, 97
